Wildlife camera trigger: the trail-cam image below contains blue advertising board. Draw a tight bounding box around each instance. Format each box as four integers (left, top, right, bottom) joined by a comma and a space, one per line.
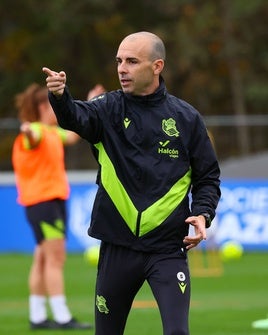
1, 174, 268, 252
215, 179, 268, 250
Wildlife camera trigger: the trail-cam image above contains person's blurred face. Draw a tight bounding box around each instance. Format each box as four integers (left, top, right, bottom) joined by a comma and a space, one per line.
116, 36, 163, 96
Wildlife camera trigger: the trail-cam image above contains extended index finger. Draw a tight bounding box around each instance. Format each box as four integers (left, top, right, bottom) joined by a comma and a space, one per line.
42, 67, 57, 77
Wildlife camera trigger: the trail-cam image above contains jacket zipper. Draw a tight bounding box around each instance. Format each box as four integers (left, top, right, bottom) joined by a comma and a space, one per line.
135, 212, 141, 237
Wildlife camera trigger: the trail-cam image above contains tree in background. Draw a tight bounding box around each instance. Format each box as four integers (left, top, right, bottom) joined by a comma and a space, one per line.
0, 0, 267, 169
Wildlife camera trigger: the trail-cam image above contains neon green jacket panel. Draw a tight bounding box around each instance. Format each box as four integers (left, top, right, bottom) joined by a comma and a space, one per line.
95, 142, 192, 237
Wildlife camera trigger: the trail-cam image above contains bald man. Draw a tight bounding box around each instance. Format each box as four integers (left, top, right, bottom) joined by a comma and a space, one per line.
43, 31, 221, 335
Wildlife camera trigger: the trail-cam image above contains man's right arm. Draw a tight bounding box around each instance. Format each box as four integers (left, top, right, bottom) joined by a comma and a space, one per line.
43, 66, 80, 132
43, 67, 103, 142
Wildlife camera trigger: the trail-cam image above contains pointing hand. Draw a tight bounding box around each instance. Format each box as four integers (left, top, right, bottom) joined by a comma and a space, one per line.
42, 67, 66, 96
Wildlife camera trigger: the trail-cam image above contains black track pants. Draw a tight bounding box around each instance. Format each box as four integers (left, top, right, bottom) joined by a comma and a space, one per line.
94, 242, 190, 335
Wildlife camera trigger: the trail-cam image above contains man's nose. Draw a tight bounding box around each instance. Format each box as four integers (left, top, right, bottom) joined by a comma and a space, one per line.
118, 62, 127, 73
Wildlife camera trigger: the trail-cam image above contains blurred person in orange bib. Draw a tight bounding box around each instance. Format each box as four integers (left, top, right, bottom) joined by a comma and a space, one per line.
12, 83, 93, 330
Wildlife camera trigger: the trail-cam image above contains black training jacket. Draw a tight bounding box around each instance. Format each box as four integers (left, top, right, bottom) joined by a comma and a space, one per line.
49, 78, 221, 253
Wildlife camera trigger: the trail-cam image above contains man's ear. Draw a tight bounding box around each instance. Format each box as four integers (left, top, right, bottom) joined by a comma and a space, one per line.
153, 59, 164, 75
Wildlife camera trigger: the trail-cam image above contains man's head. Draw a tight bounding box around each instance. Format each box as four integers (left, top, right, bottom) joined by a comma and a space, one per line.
116, 32, 165, 96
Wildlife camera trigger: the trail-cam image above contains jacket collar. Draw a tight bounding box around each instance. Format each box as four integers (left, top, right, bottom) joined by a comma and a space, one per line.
124, 76, 167, 105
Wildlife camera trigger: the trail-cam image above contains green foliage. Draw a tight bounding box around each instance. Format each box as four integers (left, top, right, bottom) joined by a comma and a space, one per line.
0, 252, 267, 334
1, 0, 267, 111
0, 0, 268, 168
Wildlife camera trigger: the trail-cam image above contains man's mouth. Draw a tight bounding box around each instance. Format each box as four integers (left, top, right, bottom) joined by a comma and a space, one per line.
120, 79, 131, 86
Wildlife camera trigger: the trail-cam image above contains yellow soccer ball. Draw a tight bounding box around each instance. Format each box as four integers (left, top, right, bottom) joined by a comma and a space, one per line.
84, 245, 100, 266
220, 241, 243, 262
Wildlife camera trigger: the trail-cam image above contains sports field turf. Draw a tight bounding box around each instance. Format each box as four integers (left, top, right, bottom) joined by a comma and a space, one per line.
0, 251, 267, 334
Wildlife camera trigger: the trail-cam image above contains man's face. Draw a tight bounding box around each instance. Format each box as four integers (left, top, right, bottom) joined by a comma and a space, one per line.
116, 37, 159, 96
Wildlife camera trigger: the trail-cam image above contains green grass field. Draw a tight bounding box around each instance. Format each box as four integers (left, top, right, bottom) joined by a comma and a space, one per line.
0, 251, 267, 334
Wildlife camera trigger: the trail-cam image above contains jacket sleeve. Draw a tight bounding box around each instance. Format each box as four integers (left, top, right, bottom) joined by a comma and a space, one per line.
189, 113, 221, 221
48, 87, 103, 143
